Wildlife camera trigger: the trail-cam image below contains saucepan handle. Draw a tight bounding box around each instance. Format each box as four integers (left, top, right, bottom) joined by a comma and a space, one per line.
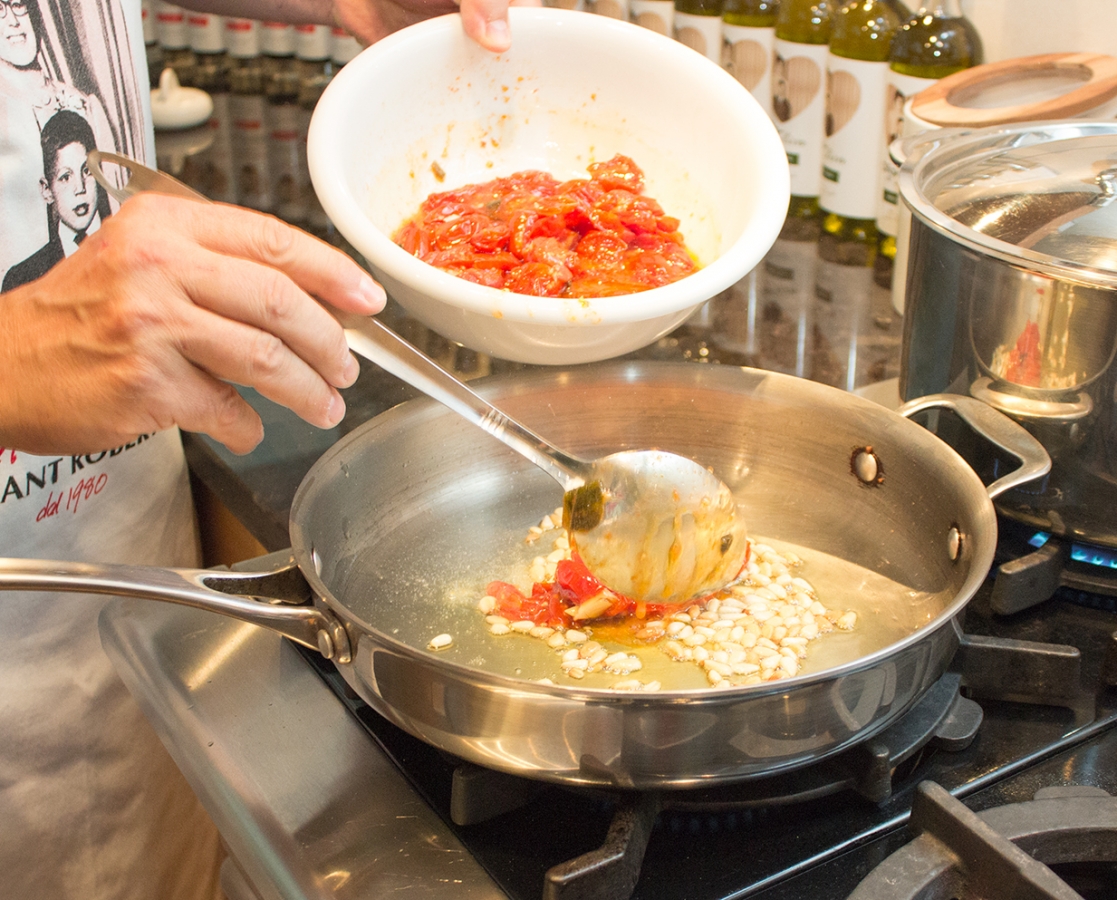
0, 553, 351, 662
896, 393, 1051, 500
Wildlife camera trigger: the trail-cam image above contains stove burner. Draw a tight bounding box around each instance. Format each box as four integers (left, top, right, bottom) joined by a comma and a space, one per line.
992, 520, 1117, 615
846, 782, 1117, 900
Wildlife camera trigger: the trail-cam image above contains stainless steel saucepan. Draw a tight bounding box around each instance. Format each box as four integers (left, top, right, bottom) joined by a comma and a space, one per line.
896, 121, 1117, 547
0, 363, 1048, 789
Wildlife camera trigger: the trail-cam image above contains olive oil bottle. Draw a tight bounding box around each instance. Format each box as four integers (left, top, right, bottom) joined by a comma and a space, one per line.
721, 0, 778, 120
141, 0, 163, 88
261, 23, 303, 225
773, 0, 831, 240
818, 0, 901, 266
260, 21, 298, 102
675, 0, 724, 63
295, 25, 340, 240
875, 0, 981, 282
154, 2, 196, 86
228, 22, 270, 213
187, 12, 228, 93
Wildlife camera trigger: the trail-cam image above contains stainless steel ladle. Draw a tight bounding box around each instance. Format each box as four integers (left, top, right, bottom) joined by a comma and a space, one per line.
87, 150, 748, 604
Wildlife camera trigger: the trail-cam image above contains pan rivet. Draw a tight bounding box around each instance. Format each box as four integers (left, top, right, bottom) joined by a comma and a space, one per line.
947, 527, 963, 561
317, 629, 335, 660
851, 447, 882, 485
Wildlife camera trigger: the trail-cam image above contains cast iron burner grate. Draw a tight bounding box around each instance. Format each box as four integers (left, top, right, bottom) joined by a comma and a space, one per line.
846, 782, 1117, 900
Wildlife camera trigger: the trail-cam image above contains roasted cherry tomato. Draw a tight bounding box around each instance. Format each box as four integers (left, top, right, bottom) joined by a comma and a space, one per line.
394, 155, 696, 298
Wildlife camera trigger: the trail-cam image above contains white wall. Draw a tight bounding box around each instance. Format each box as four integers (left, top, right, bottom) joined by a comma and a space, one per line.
960, 0, 1117, 63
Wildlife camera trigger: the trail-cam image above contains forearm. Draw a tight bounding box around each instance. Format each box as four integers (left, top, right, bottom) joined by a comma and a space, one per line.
171, 0, 521, 69
173, 0, 336, 26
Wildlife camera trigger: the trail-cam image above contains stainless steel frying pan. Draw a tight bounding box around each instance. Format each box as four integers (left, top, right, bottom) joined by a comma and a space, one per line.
0, 363, 1048, 789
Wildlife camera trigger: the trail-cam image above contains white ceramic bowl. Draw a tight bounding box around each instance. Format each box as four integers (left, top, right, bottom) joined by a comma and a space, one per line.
308, 8, 789, 365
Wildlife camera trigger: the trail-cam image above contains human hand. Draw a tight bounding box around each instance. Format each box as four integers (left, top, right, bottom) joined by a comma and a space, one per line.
333, 0, 542, 53
0, 194, 385, 456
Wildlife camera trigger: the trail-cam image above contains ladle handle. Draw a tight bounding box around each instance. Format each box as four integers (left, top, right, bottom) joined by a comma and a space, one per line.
88, 149, 206, 203
84, 149, 589, 489
337, 311, 587, 488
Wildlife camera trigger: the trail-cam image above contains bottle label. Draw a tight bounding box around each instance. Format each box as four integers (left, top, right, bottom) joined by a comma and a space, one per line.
819, 54, 888, 220
630, 0, 674, 37
722, 24, 775, 120
331, 28, 361, 66
593, 0, 630, 20
674, 12, 722, 64
295, 23, 331, 61
773, 38, 828, 198
188, 12, 224, 54
155, 1, 188, 50
267, 102, 305, 223
230, 94, 273, 212
225, 18, 260, 60
261, 22, 296, 57
550, 0, 585, 9
876, 71, 938, 236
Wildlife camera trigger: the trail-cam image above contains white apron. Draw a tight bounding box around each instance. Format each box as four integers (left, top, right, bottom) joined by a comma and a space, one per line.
0, 1, 224, 897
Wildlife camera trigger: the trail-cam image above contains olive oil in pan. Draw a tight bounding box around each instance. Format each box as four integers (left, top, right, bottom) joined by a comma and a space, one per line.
345, 522, 947, 692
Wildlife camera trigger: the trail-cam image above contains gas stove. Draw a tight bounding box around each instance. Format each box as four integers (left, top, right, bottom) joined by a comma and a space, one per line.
98, 530, 1117, 900
293, 562, 1117, 900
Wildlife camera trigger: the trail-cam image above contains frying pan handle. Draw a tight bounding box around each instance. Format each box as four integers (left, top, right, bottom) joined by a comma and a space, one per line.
896, 393, 1052, 500
0, 554, 352, 662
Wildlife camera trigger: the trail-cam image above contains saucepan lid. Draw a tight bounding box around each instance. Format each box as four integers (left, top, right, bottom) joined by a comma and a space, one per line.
899, 120, 1117, 286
